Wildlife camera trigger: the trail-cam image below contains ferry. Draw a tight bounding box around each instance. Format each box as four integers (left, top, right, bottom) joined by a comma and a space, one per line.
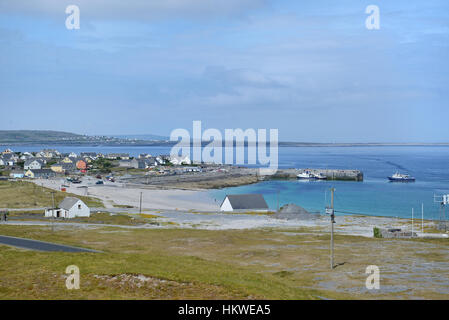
388, 172, 415, 182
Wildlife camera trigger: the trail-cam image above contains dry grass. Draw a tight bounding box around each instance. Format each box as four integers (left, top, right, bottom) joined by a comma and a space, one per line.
0, 180, 104, 208
0, 224, 447, 299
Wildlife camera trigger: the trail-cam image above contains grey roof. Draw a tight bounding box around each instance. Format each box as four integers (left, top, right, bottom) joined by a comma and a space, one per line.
59, 197, 82, 210
223, 194, 269, 210
30, 169, 54, 174
24, 158, 44, 166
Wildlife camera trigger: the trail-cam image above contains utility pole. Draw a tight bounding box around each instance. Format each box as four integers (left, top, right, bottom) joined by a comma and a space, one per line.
51, 191, 55, 209
277, 190, 280, 212
51, 191, 55, 233
325, 188, 336, 269
412, 208, 414, 237
139, 192, 143, 214
422, 203, 424, 234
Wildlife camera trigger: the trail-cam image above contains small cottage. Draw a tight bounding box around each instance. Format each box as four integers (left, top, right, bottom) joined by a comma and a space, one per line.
220, 194, 269, 212
45, 197, 90, 219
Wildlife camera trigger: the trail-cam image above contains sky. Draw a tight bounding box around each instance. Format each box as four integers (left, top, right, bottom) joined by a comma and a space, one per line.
0, 0, 448, 142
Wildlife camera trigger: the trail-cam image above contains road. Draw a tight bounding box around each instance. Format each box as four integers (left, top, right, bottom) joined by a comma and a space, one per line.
0, 235, 100, 252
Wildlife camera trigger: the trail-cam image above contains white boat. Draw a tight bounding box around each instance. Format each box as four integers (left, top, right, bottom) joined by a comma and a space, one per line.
297, 170, 314, 179
312, 172, 327, 180
297, 170, 327, 180
388, 172, 415, 182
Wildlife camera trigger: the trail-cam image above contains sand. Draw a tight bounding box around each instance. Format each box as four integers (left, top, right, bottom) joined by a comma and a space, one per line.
33, 178, 219, 211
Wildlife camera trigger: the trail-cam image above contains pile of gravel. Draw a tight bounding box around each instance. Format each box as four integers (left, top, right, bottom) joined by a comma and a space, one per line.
274, 203, 320, 220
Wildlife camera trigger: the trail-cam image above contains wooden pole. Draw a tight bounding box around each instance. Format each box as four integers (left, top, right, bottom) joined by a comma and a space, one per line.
330, 188, 335, 269
139, 192, 143, 214
422, 203, 424, 234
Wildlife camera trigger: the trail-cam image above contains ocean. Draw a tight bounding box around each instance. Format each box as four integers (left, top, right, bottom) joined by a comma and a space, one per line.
2, 144, 449, 219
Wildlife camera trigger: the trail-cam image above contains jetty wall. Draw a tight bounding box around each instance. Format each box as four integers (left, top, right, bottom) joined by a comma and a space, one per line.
268, 168, 364, 181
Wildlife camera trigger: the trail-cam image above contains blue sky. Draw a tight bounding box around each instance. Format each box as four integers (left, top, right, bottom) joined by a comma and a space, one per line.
0, 0, 448, 142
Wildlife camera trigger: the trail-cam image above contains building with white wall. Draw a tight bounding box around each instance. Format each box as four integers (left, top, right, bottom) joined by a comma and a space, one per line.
45, 197, 90, 219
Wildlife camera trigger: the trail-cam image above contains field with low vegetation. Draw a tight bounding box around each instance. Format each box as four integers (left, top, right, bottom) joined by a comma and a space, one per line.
0, 180, 104, 208
0, 224, 447, 299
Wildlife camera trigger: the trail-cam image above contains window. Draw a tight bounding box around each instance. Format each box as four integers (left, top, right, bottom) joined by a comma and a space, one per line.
78, 204, 81, 209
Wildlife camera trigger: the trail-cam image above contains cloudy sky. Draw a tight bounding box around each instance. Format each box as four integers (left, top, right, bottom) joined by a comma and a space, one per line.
0, 0, 448, 142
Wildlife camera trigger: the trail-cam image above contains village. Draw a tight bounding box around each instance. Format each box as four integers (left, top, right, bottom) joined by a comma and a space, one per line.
0, 147, 275, 218
0, 148, 194, 179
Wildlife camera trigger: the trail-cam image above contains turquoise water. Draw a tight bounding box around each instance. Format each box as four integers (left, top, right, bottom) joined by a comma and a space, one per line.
209, 146, 449, 220
2, 145, 449, 219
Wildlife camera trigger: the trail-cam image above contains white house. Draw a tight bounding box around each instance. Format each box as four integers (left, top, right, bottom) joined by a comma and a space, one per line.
45, 197, 91, 219
24, 159, 44, 170
170, 155, 191, 165
220, 194, 269, 212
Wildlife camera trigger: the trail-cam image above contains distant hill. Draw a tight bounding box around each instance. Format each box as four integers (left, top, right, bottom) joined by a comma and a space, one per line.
0, 130, 85, 143
0, 130, 172, 146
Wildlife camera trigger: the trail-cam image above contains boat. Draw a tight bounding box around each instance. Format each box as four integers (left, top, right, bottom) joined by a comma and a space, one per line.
388, 172, 415, 182
297, 171, 314, 179
312, 172, 327, 180
297, 170, 327, 180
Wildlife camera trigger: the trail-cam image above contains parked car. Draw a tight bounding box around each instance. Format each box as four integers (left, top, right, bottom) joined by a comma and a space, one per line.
96, 180, 104, 185
96, 175, 102, 179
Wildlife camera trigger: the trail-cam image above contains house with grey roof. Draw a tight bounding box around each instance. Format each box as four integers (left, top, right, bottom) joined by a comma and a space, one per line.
118, 158, 139, 168
45, 197, 90, 219
24, 169, 57, 179
24, 158, 45, 170
220, 194, 269, 212
106, 153, 130, 160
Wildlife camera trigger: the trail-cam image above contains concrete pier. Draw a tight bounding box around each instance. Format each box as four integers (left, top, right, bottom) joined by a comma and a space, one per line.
268, 168, 363, 181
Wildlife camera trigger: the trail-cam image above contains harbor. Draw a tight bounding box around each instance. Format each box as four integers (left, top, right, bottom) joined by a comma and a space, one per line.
269, 168, 364, 181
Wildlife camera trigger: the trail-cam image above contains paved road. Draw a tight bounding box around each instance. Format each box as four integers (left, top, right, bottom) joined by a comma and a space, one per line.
0, 235, 100, 252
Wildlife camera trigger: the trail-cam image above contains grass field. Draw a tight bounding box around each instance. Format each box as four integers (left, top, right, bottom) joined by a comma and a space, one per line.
0, 180, 104, 208
0, 224, 447, 300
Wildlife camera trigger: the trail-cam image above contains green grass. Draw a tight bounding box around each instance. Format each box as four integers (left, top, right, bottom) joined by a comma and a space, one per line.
0, 180, 104, 208
0, 224, 447, 300
73, 212, 146, 226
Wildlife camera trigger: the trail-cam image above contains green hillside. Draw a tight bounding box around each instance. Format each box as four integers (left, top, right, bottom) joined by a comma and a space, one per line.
0, 130, 85, 143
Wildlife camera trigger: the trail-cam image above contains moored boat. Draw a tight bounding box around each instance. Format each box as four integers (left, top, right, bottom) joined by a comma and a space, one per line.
297, 170, 327, 180
312, 172, 327, 180
297, 170, 314, 179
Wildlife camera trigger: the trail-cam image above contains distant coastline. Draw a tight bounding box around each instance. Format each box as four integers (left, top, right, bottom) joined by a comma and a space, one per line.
0, 130, 448, 147
2, 141, 449, 148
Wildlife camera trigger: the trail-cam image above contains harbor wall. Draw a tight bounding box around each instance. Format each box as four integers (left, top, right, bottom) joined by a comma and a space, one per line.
267, 168, 364, 181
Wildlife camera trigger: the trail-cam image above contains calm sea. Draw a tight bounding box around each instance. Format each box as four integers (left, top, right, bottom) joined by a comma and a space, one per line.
2, 144, 449, 219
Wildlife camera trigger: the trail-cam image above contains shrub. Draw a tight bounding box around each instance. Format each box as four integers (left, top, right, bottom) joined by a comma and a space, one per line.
373, 227, 382, 238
